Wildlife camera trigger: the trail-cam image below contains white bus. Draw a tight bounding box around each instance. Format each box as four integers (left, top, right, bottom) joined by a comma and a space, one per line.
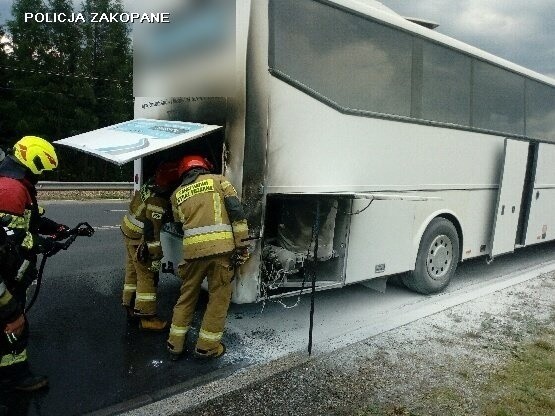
58, 0, 555, 304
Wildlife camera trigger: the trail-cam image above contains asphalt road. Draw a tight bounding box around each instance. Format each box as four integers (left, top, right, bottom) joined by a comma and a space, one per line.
1, 201, 250, 416
2, 200, 555, 416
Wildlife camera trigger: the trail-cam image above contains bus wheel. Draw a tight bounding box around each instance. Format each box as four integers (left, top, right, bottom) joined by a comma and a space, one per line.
403, 217, 460, 294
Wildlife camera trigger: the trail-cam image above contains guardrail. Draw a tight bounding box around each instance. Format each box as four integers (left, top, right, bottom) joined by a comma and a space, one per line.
37, 182, 134, 191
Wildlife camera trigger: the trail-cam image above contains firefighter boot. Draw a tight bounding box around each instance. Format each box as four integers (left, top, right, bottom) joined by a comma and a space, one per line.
0, 362, 48, 392
139, 317, 168, 332
167, 342, 182, 361
13, 373, 49, 392
123, 305, 138, 323
194, 343, 226, 359
167, 324, 189, 361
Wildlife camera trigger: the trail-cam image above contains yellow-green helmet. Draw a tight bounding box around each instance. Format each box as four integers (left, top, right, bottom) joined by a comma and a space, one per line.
13, 136, 58, 175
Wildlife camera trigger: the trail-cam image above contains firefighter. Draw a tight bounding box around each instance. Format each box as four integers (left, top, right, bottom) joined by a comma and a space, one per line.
0, 136, 68, 392
167, 155, 250, 360
120, 161, 181, 331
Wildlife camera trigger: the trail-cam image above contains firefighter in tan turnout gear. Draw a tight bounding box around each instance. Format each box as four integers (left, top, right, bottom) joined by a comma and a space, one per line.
167, 155, 249, 359
121, 162, 180, 331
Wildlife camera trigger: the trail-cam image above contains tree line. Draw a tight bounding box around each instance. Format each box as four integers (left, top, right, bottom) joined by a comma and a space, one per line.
0, 0, 133, 181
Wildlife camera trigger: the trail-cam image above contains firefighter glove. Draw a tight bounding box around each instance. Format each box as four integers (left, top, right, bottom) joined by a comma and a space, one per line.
4, 313, 25, 338
77, 226, 94, 237
38, 236, 55, 253
54, 224, 71, 240
40, 237, 65, 256
136, 242, 150, 264
231, 247, 250, 267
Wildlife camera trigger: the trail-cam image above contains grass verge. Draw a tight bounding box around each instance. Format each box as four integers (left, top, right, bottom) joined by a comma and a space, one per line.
357, 329, 555, 416
483, 330, 555, 416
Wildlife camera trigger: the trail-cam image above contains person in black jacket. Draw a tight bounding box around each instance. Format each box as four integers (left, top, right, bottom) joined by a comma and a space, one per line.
0, 137, 68, 393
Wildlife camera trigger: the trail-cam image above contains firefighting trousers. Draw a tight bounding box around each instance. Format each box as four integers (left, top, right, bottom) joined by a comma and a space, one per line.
0, 349, 28, 377
168, 254, 234, 354
122, 236, 158, 316
0, 318, 29, 377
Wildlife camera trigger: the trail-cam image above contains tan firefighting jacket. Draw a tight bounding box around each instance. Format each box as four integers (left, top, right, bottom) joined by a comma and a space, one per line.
171, 174, 249, 260
121, 183, 169, 261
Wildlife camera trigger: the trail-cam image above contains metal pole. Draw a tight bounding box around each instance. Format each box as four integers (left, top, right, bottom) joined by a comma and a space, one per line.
308, 199, 320, 356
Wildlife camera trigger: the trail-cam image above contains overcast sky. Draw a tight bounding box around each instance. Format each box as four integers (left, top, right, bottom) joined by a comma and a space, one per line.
1, 0, 553, 78
381, 0, 554, 78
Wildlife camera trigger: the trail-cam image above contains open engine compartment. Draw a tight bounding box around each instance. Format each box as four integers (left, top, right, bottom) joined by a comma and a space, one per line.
261, 195, 352, 298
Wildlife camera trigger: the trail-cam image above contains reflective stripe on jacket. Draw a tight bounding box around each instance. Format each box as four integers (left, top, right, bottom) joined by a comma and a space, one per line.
171, 174, 249, 260
121, 183, 169, 260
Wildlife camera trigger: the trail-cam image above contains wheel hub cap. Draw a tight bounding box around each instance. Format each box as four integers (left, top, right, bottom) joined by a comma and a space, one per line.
426, 234, 453, 279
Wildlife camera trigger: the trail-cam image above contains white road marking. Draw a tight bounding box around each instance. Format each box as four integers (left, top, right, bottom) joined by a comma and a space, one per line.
95, 225, 121, 231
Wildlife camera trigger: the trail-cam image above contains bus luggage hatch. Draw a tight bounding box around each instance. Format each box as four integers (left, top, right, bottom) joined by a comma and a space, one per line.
489, 139, 529, 260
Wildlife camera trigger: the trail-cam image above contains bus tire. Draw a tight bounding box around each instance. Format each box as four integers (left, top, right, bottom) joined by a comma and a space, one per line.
403, 217, 460, 294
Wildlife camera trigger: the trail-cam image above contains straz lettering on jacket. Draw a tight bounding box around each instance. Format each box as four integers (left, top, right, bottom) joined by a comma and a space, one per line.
175, 179, 215, 205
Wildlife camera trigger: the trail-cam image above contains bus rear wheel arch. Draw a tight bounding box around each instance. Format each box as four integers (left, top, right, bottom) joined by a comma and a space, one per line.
402, 217, 461, 294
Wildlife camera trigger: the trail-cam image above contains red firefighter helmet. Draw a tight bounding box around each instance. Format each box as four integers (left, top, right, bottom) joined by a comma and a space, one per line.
154, 161, 181, 189
177, 155, 213, 177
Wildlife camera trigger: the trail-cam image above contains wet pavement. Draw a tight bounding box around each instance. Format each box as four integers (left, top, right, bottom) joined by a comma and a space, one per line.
0, 202, 253, 416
